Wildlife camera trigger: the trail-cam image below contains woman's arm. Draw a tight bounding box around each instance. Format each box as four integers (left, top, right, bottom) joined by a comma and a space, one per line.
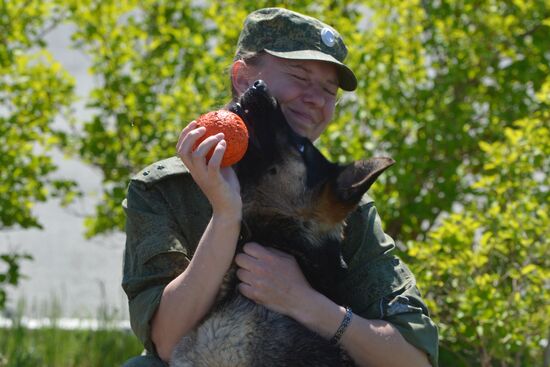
235, 242, 431, 367
152, 213, 241, 361
296, 289, 431, 367
152, 122, 242, 361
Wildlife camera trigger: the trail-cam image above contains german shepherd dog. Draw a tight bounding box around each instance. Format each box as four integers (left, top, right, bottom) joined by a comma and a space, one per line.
171, 80, 394, 367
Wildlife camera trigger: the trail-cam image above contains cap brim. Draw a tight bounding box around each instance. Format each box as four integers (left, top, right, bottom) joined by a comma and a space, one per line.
264, 49, 357, 91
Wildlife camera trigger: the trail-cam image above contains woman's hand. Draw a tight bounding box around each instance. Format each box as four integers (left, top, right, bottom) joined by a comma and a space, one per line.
234, 242, 316, 318
176, 121, 242, 218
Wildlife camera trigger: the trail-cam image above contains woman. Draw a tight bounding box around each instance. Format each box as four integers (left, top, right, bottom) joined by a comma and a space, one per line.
122, 7, 438, 367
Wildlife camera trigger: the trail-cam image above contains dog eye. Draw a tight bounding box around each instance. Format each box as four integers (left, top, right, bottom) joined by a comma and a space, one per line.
268, 167, 277, 175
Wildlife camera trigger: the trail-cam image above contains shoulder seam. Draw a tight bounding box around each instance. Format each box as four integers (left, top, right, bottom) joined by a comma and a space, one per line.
131, 156, 189, 187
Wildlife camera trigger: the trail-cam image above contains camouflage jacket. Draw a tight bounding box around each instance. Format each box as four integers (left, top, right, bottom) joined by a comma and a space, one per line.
122, 156, 439, 366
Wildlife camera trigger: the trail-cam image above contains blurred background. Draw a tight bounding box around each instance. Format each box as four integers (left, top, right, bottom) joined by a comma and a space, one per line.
0, 22, 128, 322
0, 0, 548, 366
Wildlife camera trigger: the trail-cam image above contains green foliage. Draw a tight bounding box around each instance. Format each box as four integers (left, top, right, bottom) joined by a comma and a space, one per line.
0, 0, 79, 312
321, 0, 550, 240
0, 326, 141, 366
65, 0, 242, 235
0, 0, 78, 230
0, 299, 142, 366
408, 108, 550, 365
0, 253, 33, 310
2, 0, 550, 364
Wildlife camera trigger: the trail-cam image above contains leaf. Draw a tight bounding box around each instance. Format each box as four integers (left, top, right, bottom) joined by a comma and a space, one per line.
520, 264, 537, 275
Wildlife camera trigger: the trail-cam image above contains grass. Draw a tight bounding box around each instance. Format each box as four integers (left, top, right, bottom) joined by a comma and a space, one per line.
0, 325, 143, 366
0, 296, 515, 366
0, 298, 143, 366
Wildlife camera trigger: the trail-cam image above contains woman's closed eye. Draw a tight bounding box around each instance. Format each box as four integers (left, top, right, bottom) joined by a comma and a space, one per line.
290, 74, 307, 82
323, 87, 337, 96
290, 72, 337, 97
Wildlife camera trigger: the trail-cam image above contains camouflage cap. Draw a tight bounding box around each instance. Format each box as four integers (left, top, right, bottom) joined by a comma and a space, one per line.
235, 8, 357, 91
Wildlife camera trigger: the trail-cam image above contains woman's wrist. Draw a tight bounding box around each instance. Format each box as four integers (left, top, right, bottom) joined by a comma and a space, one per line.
330, 306, 353, 344
290, 288, 348, 340
211, 207, 242, 223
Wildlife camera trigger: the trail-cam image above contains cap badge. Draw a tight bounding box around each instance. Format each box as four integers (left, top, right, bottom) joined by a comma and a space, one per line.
321, 27, 336, 47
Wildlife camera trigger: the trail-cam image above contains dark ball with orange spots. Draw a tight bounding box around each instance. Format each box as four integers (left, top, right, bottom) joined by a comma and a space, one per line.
193, 110, 249, 167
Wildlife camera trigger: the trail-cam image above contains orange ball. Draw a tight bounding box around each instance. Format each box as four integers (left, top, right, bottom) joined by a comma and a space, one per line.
193, 110, 249, 167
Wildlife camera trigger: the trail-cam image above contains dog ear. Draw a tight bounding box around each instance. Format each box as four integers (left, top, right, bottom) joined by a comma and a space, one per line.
335, 157, 395, 204
314, 157, 394, 226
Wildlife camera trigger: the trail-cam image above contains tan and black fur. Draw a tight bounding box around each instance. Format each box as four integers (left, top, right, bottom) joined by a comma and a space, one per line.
171, 81, 394, 367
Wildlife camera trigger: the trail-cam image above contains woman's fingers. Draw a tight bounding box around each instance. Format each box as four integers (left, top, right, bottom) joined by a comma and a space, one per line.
208, 139, 226, 170
176, 120, 197, 152
192, 133, 224, 160
234, 250, 257, 271
242, 242, 292, 261
177, 126, 206, 159
241, 242, 266, 258
237, 282, 257, 302
236, 268, 264, 304
174, 122, 242, 218
236, 267, 253, 284
177, 124, 226, 171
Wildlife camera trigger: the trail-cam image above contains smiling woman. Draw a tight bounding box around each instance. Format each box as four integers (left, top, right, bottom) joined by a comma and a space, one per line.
232, 55, 339, 141
122, 7, 438, 367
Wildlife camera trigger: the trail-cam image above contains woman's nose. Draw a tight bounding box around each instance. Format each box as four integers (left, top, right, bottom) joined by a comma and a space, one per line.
302, 85, 326, 107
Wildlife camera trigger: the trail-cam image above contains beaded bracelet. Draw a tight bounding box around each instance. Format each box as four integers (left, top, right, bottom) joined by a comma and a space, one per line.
330, 306, 353, 345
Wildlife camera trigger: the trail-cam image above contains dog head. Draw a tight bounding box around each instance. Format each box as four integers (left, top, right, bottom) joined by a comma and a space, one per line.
229, 80, 394, 231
